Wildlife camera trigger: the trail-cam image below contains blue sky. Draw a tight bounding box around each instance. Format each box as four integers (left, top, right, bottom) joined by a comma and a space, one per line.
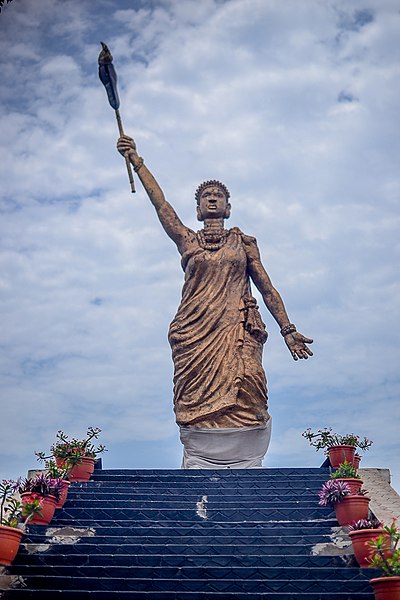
0, 0, 399, 490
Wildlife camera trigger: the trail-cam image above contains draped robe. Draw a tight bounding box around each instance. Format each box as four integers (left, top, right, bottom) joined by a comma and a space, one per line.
168, 227, 270, 428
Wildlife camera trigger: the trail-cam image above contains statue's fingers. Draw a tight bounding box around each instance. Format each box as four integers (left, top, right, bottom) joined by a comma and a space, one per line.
304, 346, 314, 356
303, 337, 313, 344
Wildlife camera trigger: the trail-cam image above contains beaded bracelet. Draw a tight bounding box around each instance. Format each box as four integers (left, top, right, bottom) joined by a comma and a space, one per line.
134, 157, 144, 173
280, 324, 297, 337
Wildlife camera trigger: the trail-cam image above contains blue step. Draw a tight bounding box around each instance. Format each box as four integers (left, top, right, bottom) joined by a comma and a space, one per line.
0, 573, 376, 593
0, 592, 378, 599
14, 552, 355, 567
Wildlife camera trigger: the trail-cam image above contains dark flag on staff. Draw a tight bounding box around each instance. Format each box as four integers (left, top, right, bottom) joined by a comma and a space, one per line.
98, 42, 135, 193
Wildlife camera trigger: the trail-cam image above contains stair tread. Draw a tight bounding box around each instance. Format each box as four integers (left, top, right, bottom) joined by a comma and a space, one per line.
0, 573, 375, 593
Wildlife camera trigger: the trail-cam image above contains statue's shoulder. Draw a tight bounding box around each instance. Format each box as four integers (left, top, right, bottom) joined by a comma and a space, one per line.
230, 227, 261, 261
230, 227, 258, 246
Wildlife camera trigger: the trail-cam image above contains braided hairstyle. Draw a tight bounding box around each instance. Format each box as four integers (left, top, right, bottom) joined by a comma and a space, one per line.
195, 180, 231, 205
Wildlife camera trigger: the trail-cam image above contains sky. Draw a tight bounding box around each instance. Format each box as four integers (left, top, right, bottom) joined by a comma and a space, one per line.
0, 0, 399, 492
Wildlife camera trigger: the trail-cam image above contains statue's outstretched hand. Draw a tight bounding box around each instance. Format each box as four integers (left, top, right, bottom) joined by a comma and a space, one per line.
117, 135, 137, 158
284, 332, 313, 361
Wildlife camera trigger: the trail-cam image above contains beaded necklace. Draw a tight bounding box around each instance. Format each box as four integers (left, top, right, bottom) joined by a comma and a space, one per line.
197, 227, 229, 251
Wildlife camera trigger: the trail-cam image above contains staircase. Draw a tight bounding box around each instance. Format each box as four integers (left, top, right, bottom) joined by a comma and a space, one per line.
2, 466, 378, 598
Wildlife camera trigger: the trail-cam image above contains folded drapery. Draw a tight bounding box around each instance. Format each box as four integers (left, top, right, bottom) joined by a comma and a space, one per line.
179, 419, 272, 469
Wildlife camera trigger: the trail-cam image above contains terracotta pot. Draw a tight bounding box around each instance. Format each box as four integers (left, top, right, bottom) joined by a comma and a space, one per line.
349, 528, 385, 567
370, 576, 400, 600
56, 457, 95, 482
21, 493, 58, 525
334, 495, 370, 526
0, 525, 24, 565
328, 445, 356, 469
333, 478, 363, 495
353, 454, 361, 469
56, 480, 70, 508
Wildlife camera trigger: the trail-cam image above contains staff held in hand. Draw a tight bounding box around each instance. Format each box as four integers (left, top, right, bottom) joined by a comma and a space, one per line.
98, 42, 135, 193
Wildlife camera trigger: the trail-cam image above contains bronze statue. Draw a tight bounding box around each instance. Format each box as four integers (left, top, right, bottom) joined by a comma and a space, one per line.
117, 135, 313, 468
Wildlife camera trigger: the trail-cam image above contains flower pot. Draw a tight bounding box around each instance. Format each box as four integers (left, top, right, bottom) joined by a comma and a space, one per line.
0, 525, 24, 565
56, 457, 95, 482
56, 480, 70, 508
21, 493, 58, 525
334, 478, 363, 495
349, 528, 385, 567
328, 445, 356, 469
353, 454, 361, 469
370, 576, 400, 599
334, 495, 370, 526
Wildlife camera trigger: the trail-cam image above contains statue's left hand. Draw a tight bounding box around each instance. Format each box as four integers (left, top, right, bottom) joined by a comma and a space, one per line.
284, 332, 313, 361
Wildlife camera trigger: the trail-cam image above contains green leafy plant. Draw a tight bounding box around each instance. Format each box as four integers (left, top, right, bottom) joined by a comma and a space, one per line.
34, 456, 73, 481
36, 427, 107, 467
302, 428, 373, 452
1, 479, 43, 528
367, 520, 400, 575
318, 479, 352, 507
330, 461, 360, 480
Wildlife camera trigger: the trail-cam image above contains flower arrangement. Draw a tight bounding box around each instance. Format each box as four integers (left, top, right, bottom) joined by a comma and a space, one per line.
330, 461, 360, 480
1, 479, 42, 528
36, 427, 107, 467
302, 428, 373, 452
368, 520, 400, 576
17, 473, 64, 502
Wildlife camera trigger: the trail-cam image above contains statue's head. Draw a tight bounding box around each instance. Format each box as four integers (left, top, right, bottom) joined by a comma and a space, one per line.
195, 180, 231, 221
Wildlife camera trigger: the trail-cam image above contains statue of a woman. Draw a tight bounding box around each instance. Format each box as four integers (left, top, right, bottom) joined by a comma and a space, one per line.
117, 135, 313, 468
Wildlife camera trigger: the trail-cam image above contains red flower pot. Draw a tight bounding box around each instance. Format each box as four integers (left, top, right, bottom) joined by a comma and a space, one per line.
334, 495, 370, 526
0, 525, 24, 565
328, 445, 356, 469
370, 576, 400, 599
349, 529, 385, 567
56, 480, 70, 508
334, 478, 363, 495
353, 454, 361, 469
56, 457, 95, 482
21, 493, 58, 525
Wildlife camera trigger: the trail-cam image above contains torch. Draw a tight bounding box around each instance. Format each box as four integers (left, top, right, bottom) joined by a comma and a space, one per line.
98, 42, 135, 193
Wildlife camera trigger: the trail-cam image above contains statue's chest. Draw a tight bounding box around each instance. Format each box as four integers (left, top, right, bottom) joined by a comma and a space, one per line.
185, 235, 247, 279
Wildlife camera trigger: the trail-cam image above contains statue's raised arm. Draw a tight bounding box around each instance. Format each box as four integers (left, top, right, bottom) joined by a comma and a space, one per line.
117, 135, 194, 253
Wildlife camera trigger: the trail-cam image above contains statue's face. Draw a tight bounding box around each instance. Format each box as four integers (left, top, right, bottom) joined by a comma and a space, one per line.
197, 186, 231, 221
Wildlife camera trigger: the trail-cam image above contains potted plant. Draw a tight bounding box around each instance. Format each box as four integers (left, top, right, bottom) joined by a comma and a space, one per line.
348, 518, 385, 568
34, 456, 73, 508
368, 520, 400, 599
37, 427, 107, 482
0, 479, 42, 565
318, 479, 370, 526
330, 460, 363, 494
17, 474, 64, 525
302, 427, 373, 468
